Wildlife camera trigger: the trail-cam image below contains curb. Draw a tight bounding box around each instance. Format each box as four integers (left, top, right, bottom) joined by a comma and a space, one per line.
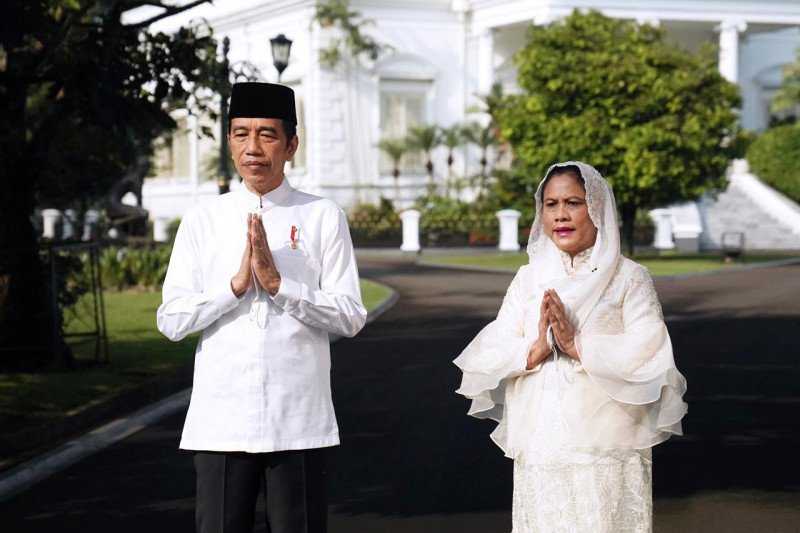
0, 389, 191, 502
0, 364, 193, 467
417, 256, 800, 279
0, 280, 400, 502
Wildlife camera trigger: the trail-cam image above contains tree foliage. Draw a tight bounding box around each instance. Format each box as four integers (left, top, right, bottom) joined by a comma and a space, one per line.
0, 0, 222, 369
492, 10, 745, 253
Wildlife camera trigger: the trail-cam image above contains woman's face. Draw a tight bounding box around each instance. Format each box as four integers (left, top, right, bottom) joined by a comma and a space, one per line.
541, 173, 598, 256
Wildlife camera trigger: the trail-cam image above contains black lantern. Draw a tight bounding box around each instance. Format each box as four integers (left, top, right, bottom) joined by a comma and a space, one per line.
270, 34, 293, 82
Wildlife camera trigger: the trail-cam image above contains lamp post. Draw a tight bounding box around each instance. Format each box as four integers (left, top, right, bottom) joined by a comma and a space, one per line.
214, 38, 265, 195
217, 36, 232, 195
270, 34, 292, 82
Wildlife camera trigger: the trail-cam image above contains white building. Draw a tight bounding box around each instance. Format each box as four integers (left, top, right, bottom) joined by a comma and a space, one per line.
131, 0, 800, 250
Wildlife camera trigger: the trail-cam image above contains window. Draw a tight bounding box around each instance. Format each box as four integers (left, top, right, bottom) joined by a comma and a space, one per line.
379, 80, 430, 174
149, 116, 191, 178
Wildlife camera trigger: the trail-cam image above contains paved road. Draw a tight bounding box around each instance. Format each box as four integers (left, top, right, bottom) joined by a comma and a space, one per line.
2, 259, 799, 532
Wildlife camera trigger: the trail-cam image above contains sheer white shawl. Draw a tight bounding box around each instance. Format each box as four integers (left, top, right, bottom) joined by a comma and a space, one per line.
454, 161, 687, 457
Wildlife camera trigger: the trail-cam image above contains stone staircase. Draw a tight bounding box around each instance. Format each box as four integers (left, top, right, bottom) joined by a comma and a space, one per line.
698, 161, 800, 251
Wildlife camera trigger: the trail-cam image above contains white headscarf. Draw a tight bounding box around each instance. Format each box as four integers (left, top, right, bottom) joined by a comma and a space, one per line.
526, 161, 620, 330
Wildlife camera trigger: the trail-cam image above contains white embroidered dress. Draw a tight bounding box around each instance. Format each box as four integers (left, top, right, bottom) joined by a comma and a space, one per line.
454, 162, 687, 533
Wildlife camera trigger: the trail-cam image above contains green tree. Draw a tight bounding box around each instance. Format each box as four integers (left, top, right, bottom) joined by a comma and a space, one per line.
462, 122, 499, 200
406, 125, 440, 190
438, 125, 464, 198
377, 137, 407, 199
493, 11, 744, 254
0, 0, 221, 369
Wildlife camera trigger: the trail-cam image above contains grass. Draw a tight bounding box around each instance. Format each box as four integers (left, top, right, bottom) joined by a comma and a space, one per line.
360, 278, 392, 311
0, 279, 393, 439
421, 251, 800, 276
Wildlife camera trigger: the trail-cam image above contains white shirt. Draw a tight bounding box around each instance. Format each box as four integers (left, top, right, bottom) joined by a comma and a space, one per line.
157, 178, 367, 453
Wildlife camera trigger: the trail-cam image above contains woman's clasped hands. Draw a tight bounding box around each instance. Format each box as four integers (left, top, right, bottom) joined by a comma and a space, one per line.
526, 289, 579, 370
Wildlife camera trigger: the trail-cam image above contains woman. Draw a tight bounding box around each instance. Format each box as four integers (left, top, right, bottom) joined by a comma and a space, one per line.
454, 161, 687, 533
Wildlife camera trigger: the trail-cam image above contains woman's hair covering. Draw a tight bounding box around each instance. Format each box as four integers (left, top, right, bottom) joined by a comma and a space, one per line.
527, 161, 619, 330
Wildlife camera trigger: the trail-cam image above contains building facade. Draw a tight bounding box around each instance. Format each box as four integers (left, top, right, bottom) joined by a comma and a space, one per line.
131, 0, 800, 249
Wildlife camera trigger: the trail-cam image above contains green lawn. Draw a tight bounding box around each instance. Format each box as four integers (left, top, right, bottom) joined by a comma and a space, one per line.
360, 278, 392, 310
0, 279, 393, 440
421, 251, 800, 276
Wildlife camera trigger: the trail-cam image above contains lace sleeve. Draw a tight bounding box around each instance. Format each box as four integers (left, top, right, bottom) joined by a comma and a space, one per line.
623, 265, 664, 324
453, 266, 534, 421
571, 261, 687, 448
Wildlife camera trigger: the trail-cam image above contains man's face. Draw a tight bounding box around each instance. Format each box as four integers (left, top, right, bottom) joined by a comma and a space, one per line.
228, 117, 298, 194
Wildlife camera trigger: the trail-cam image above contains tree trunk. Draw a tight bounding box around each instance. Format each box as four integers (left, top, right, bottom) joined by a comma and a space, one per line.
620, 203, 637, 257
446, 153, 454, 199
0, 66, 59, 370
393, 168, 400, 203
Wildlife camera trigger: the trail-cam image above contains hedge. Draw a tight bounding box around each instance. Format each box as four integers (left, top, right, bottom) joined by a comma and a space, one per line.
747, 124, 800, 203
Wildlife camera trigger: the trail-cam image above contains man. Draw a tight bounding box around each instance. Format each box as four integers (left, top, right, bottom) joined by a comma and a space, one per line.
157, 82, 366, 533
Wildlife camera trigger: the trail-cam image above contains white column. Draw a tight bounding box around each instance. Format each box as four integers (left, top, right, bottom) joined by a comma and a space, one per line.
62, 209, 77, 240
477, 28, 495, 95
400, 209, 421, 252
649, 208, 675, 250
496, 209, 521, 251
307, 23, 347, 199
42, 209, 61, 240
716, 20, 747, 83
82, 209, 100, 241
153, 216, 170, 242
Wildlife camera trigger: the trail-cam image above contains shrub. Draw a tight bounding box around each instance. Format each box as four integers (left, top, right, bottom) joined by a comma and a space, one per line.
99, 245, 171, 291
416, 195, 498, 247
348, 198, 401, 247
747, 124, 800, 203
166, 218, 181, 243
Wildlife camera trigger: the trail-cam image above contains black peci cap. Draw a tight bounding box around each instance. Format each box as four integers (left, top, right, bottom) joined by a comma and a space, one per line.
228, 82, 297, 124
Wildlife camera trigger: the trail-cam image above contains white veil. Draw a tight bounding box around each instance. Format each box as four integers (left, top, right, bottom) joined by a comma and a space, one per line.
526, 161, 620, 330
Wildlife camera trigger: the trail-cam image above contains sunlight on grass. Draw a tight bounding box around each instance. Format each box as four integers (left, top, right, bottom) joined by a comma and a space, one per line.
361, 278, 393, 311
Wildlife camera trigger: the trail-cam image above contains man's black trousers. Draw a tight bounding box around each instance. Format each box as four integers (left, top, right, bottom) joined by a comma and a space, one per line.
193, 448, 327, 533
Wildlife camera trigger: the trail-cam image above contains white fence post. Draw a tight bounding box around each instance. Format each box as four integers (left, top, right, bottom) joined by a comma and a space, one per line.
62, 209, 77, 240
400, 209, 421, 252
496, 209, 521, 252
153, 217, 171, 243
650, 208, 675, 250
82, 209, 100, 241
42, 209, 61, 240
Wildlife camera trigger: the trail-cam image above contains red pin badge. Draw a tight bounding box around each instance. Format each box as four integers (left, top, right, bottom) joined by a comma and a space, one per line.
290, 225, 299, 249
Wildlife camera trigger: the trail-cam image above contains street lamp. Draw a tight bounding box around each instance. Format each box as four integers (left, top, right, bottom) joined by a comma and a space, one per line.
215, 37, 263, 195
270, 34, 292, 82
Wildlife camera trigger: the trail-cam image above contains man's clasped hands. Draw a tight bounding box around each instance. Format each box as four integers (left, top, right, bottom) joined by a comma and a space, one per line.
230, 213, 282, 298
